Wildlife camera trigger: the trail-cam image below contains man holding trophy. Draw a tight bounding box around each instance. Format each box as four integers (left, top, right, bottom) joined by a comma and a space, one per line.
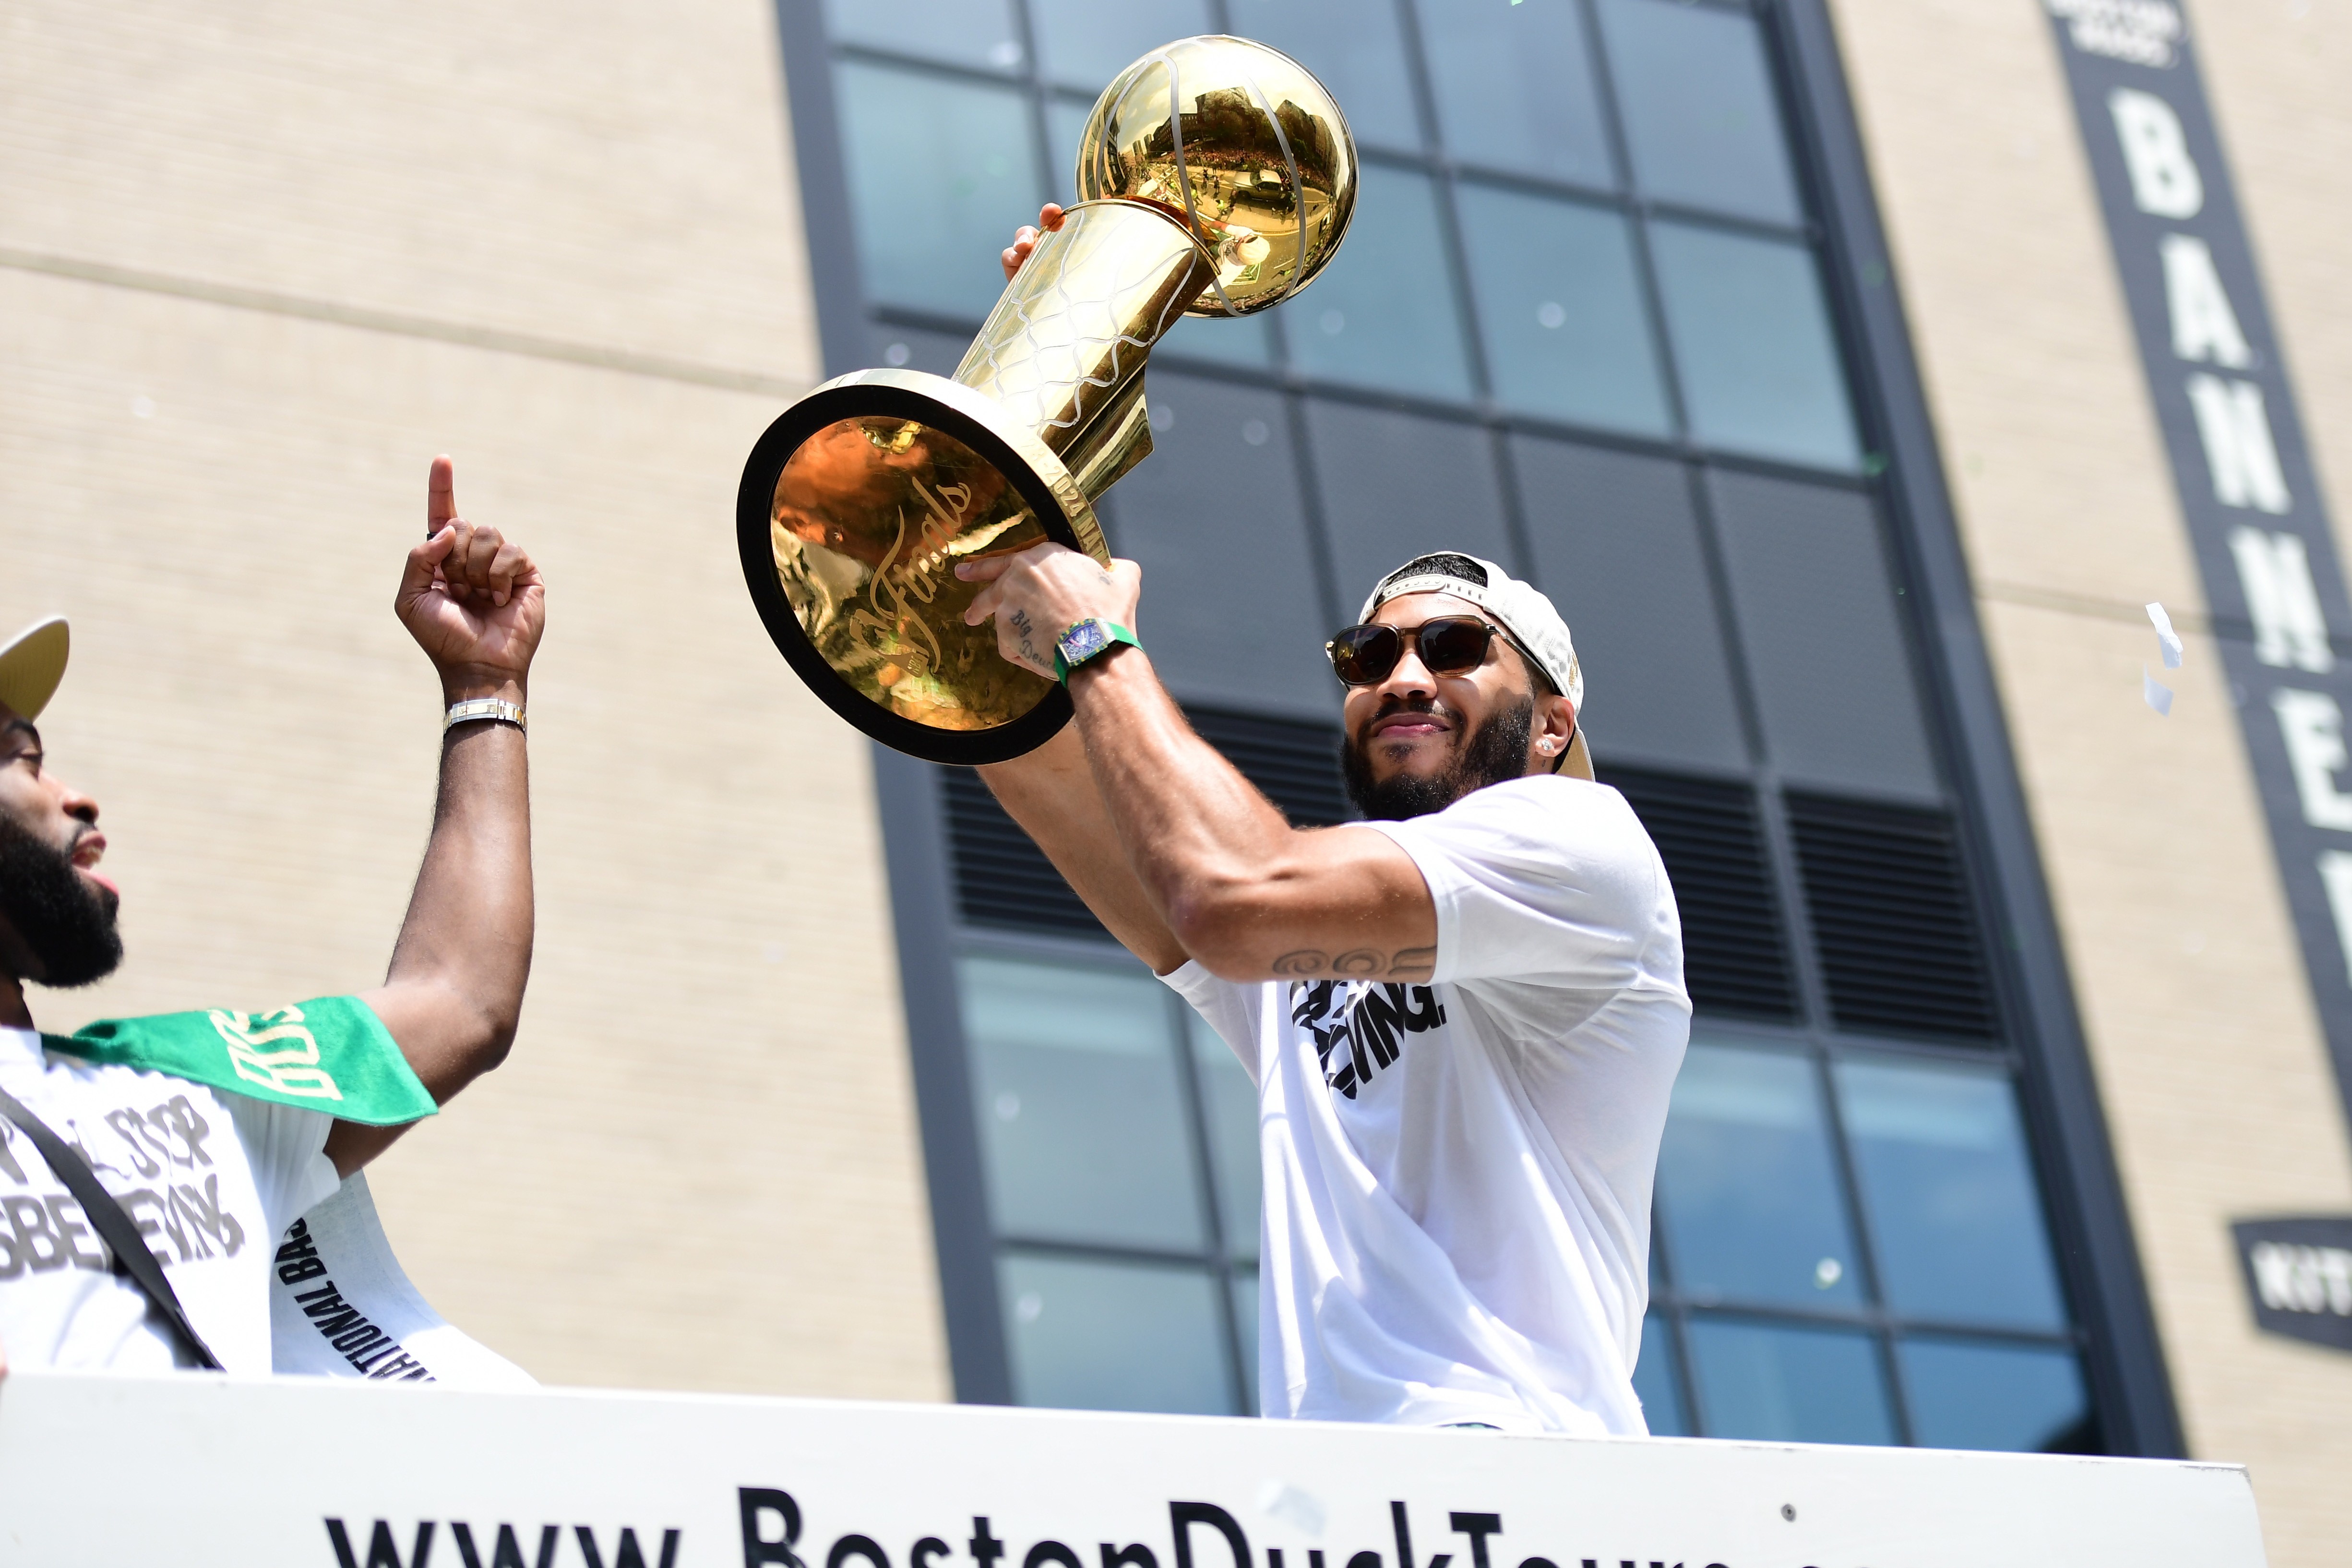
737, 37, 1688, 1433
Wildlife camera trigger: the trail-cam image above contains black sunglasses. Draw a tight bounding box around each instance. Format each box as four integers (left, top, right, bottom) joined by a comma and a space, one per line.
1325, 615, 1504, 687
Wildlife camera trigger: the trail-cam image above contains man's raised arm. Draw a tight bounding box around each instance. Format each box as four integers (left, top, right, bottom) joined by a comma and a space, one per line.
324, 456, 544, 1177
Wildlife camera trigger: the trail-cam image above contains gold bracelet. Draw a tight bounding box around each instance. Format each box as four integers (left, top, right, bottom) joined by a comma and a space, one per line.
443, 697, 526, 734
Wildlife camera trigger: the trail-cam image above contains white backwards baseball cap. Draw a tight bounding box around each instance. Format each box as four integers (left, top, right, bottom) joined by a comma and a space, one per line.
1358, 552, 1593, 780
0, 619, 69, 722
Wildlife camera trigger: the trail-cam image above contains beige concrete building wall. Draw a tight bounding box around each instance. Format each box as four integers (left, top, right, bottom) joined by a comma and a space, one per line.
0, 0, 951, 1400
1826, 1, 2352, 1561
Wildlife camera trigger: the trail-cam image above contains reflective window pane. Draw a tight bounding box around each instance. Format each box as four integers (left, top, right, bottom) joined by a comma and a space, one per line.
1456, 185, 1668, 435
824, 0, 1026, 73
1649, 222, 1860, 470
1153, 310, 1277, 369
1222, 0, 1423, 152
1419, 0, 1614, 186
1190, 1013, 1263, 1261
1286, 164, 1471, 399
1001, 1254, 1235, 1413
1837, 1058, 2069, 1330
1633, 1314, 1690, 1436
1707, 473, 1939, 799
1511, 439, 1748, 771
1686, 1317, 1896, 1445
1595, 0, 1801, 224
1031, 0, 1216, 92
1047, 97, 1092, 206
837, 63, 1045, 320
1899, 1338, 2093, 1453
1305, 400, 1513, 604
1657, 1043, 1864, 1307
866, 324, 972, 378
959, 957, 1206, 1249
1104, 375, 1327, 720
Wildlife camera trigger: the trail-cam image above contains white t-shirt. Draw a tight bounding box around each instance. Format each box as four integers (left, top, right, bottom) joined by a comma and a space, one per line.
270, 1171, 537, 1388
1166, 775, 1690, 1435
0, 1025, 339, 1374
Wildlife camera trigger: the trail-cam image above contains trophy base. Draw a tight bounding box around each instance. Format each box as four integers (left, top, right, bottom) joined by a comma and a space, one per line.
738, 368, 1111, 766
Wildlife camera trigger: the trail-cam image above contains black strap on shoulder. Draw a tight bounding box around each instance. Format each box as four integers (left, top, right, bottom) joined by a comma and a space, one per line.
0, 1079, 225, 1370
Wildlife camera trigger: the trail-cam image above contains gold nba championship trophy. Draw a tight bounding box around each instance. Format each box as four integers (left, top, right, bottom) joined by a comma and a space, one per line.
738, 36, 1357, 763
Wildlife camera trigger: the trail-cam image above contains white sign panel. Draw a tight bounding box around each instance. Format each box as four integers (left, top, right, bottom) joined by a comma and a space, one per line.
0, 1374, 2263, 1567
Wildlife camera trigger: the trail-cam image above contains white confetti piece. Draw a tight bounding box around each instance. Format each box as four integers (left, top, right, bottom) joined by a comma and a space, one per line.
2146, 601, 2184, 668
2145, 665, 2175, 716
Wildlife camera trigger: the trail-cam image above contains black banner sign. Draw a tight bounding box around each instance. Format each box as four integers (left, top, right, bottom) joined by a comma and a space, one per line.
2044, 2, 2352, 1138
2231, 1215, 2352, 1353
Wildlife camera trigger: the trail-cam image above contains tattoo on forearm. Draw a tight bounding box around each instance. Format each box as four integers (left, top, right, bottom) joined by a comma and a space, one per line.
1271, 946, 1436, 980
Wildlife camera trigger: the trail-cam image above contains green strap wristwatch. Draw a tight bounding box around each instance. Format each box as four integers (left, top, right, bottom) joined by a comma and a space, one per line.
1053, 618, 1141, 684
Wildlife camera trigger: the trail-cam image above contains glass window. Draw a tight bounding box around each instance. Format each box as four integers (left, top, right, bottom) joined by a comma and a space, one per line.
1898, 1338, 2092, 1453
1649, 221, 1860, 470
1102, 375, 1329, 720
837, 63, 1045, 320
1031, 0, 1216, 92
1633, 1314, 1690, 1436
1510, 438, 1748, 771
1595, 0, 1801, 224
959, 957, 1206, 1250
1285, 164, 1472, 399
1046, 96, 1092, 207
1685, 1317, 1897, 1445
1455, 184, 1668, 435
1657, 1042, 1864, 1308
1001, 1253, 1235, 1413
1304, 399, 1514, 602
1706, 472, 1941, 800
824, 0, 1025, 73
1190, 1013, 1263, 1261
1837, 1058, 2069, 1330
1221, 0, 1423, 152
1418, 0, 1614, 187
1154, 311, 1278, 370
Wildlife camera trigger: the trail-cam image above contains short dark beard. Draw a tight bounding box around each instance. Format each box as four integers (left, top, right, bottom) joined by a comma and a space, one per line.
0, 813, 122, 989
1342, 693, 1537, 821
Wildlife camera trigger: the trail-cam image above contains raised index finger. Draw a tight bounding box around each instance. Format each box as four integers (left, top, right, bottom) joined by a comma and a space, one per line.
427, 455, 458, 536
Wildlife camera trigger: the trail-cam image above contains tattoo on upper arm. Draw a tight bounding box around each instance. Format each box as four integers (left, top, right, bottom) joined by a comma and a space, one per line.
1271, 945, 1436, 980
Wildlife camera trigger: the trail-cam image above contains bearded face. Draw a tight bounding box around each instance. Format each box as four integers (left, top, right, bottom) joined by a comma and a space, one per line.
1341, 691, 1536, 822
0, 805, 121, 989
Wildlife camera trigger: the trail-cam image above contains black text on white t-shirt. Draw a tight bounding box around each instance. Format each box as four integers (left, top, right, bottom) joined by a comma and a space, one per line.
1290, 981, 1448, 1100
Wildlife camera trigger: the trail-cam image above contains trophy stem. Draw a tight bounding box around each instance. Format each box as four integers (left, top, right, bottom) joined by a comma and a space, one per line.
952, 199, 1217, 501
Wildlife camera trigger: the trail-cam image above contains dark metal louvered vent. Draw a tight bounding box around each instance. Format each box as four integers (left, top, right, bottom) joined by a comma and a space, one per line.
1599, 766, 1796, 1021
941, 766, 1103, 935
1784, 792, 2000, 1040
943, 708, 1350, 937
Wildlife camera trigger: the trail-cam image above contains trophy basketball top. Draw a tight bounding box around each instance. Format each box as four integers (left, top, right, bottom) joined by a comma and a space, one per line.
1075, 35, 1357, 318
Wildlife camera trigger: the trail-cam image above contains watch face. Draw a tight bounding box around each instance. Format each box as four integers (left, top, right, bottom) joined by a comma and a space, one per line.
1061, 620, 1110, 663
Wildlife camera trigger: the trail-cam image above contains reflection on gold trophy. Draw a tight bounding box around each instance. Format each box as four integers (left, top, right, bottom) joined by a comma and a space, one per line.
739, 35, 1358, 763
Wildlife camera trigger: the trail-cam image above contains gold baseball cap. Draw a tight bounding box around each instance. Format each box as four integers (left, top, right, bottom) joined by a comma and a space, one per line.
0, 619, 70, 721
